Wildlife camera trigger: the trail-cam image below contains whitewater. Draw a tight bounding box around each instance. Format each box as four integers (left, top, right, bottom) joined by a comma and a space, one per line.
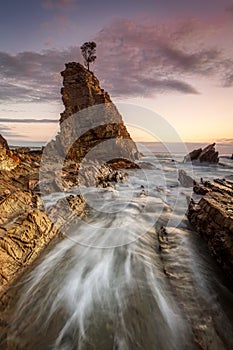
6, 144, 233, 350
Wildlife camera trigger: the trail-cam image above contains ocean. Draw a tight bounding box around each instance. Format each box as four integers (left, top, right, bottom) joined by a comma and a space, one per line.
6, 142, 233, 350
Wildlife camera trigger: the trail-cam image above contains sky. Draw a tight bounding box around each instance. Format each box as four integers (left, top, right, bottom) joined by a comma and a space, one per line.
0, 0, 233, 145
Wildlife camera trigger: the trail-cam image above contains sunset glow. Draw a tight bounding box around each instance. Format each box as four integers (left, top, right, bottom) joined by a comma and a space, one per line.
0, 0, 233, 144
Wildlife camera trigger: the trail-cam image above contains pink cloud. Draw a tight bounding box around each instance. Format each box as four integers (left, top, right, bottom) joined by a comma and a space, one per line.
0, 14, 233, 104
44, 37, 53, 47
41, 13, 78, 36
94, 16, 233, 97
42, 0, 77, 10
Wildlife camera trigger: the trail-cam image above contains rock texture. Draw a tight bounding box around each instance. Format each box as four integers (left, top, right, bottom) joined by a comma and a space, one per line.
47, 194, 86, 231
0, 62, 139, 295
188, 179, 233, 280
0, 137, 75, 297
178, 170, 194, 187
0, 63, 140, 298
0, 210, 58, 295
0, 139, 54, 297
0, 135, 9, 150
58, 62, 139, 163
0, 190, 43, 225
184, 143, 219, 163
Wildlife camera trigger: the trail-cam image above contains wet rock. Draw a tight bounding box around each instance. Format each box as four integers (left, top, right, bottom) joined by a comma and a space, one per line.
193, 183, 209, 195
78, 161, 127, 187
96, 181, 115, 189
184, 148, 202, 162
178, 170, 194, 187
47, 194, 86, 231
0, 210, 58, 295
137, 161, 156, 169
184, 143, 219, 164
107, 158, 140, 170
188, 179, 233, 280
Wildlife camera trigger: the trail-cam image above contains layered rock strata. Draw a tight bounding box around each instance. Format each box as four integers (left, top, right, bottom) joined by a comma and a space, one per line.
188, 179, 233, 280
57, 62, 139, 163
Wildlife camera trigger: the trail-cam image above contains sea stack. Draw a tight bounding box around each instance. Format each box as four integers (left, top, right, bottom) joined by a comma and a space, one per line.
58, 62, 139, 163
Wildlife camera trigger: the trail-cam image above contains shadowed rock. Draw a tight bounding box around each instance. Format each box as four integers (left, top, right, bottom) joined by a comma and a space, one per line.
188, 179, 233, 280
184, 143, 219, 164
178, 169, 194, 187
0, 135, 9, 150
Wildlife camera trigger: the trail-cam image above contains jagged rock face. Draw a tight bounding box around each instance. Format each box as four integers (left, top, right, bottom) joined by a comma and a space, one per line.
0, 190, 43, 225
0, 135, 9, 150
0, 137, 18, 172
188, 179, 233, 280
0, 210, 58, 295
184, 143, 219, 163
58, 62, 139, 163
60, 62, 111, 121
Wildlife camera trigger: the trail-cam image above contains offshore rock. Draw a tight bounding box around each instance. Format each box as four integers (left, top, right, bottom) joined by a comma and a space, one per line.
188, 179, 233, 280
184, 143, 219, 164
178, 170, 194, 187
57, 62, 139, 163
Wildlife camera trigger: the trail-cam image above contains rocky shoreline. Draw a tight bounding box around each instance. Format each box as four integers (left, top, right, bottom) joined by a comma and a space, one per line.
188, 179, 233, 281
0, 62, 233, 349
0, 62, 140, 297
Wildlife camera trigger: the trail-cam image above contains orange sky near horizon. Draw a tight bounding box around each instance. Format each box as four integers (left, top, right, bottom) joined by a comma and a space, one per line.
0, 1, 233, 145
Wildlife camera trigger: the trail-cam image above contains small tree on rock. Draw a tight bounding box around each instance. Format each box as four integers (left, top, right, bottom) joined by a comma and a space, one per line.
80, 42, 96, 71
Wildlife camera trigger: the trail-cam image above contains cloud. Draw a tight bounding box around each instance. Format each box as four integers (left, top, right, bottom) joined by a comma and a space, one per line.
223, 74, 233, 87
42, 0, 77, 10
0, 47, 81, 103
41, 0, 79, 39
217, 138, 233, 143
107, 76, 199, 96
0, 125, 24, 138
0, 16, 233, 104
0, 118, 58, 123
44, 37, 53, 47
94, 18, 233, 97
226, 5, 233, 16
0, 125, 11, 133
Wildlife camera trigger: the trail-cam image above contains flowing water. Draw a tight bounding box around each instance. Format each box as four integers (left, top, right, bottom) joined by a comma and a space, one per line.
3, 147, 233, 350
